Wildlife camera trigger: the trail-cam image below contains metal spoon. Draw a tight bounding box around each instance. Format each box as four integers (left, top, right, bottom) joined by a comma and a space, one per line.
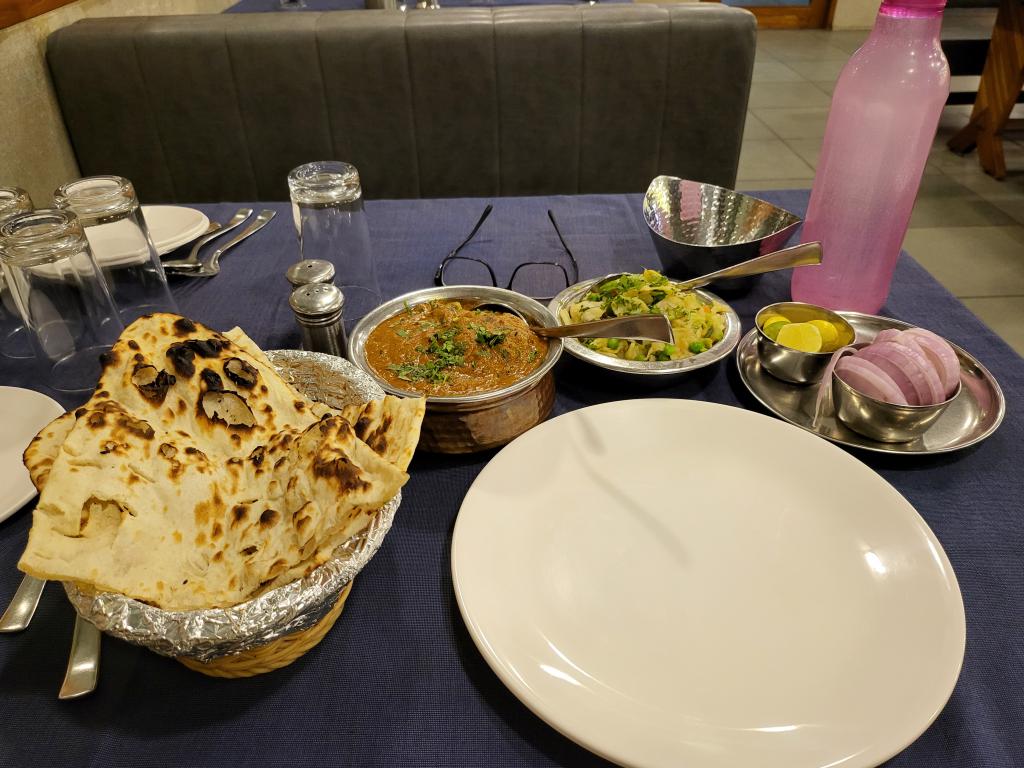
466, 301, 674, 343
0, 574, 46, 632
529, 314, 673, 342
58, 614, 101, 700
594, 241, 823, 294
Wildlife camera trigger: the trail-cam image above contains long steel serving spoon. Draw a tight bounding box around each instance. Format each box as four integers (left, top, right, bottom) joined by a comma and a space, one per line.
593, 241, 823, 294
465, 301, 674, 343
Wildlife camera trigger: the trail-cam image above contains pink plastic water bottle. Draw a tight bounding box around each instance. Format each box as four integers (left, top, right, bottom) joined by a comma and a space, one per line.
790, 0, 950, 313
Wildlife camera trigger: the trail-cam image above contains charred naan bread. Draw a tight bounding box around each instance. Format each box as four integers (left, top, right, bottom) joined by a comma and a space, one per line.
18, 313, 422, 610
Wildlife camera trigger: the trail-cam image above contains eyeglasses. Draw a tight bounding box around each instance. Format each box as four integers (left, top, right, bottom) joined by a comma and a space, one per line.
433, 205, 580, 301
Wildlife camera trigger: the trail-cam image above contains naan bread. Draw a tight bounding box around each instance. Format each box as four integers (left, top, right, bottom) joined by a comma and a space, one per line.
340, 397, 426, 471
18, 313, 422, 610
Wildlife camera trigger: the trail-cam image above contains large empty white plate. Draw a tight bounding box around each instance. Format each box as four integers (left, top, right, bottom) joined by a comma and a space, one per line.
0, 387, 64, 523
452, 399, 965, 768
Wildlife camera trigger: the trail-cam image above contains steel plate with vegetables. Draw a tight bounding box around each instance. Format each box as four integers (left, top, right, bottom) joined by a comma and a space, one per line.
558, 270, 729, 361
549, 272, 741, 378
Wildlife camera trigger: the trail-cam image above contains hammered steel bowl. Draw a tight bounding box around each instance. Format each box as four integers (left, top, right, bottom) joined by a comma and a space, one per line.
643, 176, 802, 291
832, 373, 962, 443
755, 302, 856, 385
347, 286, 563, 453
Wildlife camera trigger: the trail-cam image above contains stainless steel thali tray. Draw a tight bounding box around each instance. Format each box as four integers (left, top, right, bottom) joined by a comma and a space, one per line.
735, 311, 1006, 454
549, 276, 741, 378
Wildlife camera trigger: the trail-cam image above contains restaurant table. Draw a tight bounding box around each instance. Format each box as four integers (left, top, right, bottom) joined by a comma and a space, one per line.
0, 191, 1020, 768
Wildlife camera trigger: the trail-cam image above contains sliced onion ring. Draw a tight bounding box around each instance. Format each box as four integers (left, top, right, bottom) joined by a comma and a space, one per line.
836, 357, 909, 405
900, 328, 960, 399
859, 341, 944, 405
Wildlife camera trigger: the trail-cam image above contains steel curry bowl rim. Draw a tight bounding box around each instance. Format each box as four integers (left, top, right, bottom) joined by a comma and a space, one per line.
347, 285, 563, 409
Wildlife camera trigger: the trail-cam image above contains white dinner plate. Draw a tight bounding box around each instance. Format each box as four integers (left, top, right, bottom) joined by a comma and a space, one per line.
84, 205, 209, 268
0, 387, 64, 523
451, 399, 966, 768
143, 205, 209, 254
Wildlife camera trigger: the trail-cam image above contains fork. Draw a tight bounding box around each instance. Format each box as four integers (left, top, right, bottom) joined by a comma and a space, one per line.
162, 207, 252, 271
176, 209, 277, 279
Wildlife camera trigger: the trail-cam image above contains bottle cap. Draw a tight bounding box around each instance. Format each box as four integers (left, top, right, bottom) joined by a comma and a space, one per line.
289, 283, 344, 322
286, 259, 335, 287
879, 0, 945, 18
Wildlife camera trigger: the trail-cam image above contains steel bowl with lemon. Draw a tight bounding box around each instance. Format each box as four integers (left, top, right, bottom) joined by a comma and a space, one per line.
755, 302, 856, 384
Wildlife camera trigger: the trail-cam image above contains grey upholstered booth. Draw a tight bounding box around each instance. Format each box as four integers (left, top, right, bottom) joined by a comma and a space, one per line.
46, 6, 756, 202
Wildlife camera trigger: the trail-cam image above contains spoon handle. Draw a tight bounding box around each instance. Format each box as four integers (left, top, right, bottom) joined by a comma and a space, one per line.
58, 614, 101, 700
674, 241, 823, 291
535, 314, 673, 342
0, 575, 46, 633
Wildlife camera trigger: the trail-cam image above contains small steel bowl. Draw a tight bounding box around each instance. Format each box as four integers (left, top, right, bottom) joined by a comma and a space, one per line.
643, 176, 802, 291
832, 372, 962, 443
548, 275, 741, 382
347, 286, 563, 453
755, 301, 856, 385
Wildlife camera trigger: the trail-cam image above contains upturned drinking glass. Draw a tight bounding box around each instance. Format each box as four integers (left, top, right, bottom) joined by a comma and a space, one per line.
0, 210, 124, 393
288, 161, 381, 330
54, 175, 177, 322
0, 187, 35, 360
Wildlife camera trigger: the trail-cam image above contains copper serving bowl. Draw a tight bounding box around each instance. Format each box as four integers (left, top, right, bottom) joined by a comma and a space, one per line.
347, 286, 563, 453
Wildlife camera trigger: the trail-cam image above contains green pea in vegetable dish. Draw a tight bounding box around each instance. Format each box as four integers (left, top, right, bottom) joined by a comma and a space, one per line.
559, 269, 729, 362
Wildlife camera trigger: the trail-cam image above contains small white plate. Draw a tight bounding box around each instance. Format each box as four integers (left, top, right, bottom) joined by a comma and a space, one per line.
143, 205, 209, 255
0, 387, 64, 523
452, 399, 966, 768
83, 205, 209, 268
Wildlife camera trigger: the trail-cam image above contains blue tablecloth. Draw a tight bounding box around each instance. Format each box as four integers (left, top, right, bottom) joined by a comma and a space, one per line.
0, 192, 1020, 768
226, 0, 628, 11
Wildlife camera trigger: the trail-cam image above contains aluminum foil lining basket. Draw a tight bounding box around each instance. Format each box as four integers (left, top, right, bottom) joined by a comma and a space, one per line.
64, 350, 399, 662
643, 176, 802, 289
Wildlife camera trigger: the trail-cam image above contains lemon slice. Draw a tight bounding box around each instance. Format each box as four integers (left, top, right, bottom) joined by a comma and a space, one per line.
763, 320, 789, 341
776, 322, 823, 353
809, 319, 839, 350
759, 313, 790, 330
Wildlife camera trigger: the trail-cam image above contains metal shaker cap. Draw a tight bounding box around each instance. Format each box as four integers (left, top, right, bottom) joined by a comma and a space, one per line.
289, 283, 344, 322
286, 259, 335, 287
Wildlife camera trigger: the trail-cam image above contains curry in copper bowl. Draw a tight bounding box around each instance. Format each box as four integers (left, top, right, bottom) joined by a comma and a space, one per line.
348, 286, 563, 453
365, 300, 548, 398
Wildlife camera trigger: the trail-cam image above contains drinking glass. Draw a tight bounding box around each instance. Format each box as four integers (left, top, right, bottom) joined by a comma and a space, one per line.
0, 210, 124, 393
0, 187, 34, 360
288, 161, 381, 330
54, 175, 177, 322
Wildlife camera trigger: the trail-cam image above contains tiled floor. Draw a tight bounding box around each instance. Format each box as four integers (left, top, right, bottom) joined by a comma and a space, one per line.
738, 10, 1024, 356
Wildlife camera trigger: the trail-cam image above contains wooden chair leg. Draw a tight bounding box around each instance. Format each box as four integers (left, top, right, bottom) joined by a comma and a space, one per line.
946, 0, 1024, 179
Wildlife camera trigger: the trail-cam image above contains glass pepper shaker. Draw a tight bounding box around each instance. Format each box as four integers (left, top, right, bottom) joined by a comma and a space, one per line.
289, 283, 346, 357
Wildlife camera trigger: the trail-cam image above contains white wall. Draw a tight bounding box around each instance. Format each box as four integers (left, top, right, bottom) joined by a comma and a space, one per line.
0, 0, 233, 204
